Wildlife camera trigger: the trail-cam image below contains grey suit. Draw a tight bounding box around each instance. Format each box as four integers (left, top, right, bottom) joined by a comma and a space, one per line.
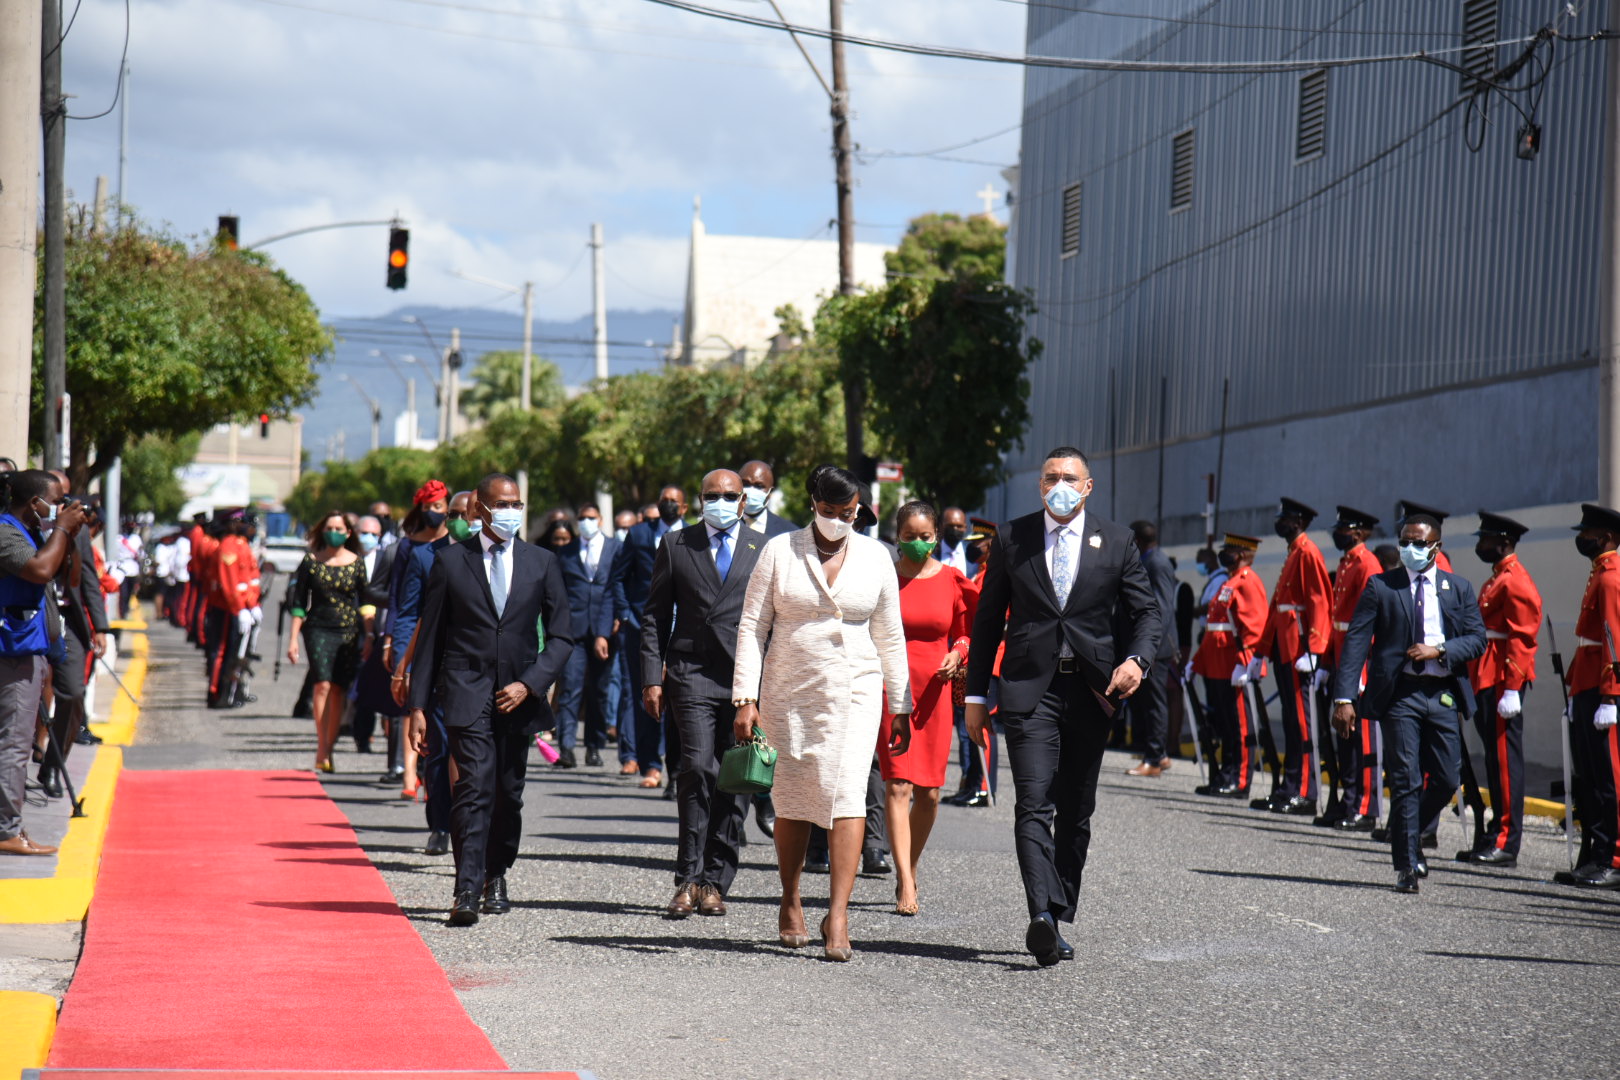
640, 522, 765, 892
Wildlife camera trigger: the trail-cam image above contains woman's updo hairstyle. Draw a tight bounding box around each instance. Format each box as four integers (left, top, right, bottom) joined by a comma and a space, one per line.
895, 500, 937, 531
805, 464, 861, 506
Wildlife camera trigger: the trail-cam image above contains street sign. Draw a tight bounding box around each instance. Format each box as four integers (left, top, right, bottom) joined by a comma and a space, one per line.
876, 461, 903, 483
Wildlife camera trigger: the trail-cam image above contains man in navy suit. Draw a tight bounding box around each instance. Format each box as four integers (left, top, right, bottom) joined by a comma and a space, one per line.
1332, 511, 1485, 894
546, 505, 629, 769
619, 485, 688, 788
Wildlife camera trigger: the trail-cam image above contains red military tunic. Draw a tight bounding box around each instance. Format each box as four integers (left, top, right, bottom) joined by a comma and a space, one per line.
1329, 543, 1382, 666
1258, 533, 1332, 664
214, 535, 259, 614
1193, 564, 1268, 679
1470, 553, 1541, 694
1570, 551, 1620, 697
194, 533, 222, 609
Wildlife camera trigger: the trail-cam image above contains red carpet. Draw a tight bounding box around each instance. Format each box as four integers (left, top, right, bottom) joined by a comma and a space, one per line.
48, 771, 508, 1070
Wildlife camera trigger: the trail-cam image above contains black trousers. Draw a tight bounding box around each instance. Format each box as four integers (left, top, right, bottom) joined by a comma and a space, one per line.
446, 702, 531, 896
1130, 658, 1170, 762
1474, 689, 1525, 855
670, 691, 747, 892
1570, 689, 1620, 872
206, 609, 243, 707
1002, 668, 1110, 923
1379, 678, 1461, 874
46, 631, 89, 772
1203, 678, 1253, 791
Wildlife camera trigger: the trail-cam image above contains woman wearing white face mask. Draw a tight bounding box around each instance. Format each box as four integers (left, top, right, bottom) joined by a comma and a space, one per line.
732, 464, 911, 961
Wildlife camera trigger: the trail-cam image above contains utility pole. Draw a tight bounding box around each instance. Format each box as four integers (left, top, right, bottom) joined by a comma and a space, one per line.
116, 60, 127, 220
829, 0, 862, 472
591, 224, 611, 519
1600, 0, 1620, 507
92, 176, 107, 233
518, 281, 534, 510
0, 4, 42, 466
446, 327, 462, 440
40, 0, 66, 473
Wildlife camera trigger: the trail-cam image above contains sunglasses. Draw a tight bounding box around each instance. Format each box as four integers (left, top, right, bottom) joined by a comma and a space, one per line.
702, 492, 743, 503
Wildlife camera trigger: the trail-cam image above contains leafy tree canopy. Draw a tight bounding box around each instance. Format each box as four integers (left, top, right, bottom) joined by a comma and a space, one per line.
118, 432, 202, 521
883, 212, 1006, 284
457, 350, 566, 422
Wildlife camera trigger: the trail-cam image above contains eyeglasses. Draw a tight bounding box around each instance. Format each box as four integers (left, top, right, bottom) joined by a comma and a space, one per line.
485, 500, 525, 511
702, 492, 743, 503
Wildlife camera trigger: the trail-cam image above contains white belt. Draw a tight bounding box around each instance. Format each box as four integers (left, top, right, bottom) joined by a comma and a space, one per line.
1276, 604, 1302, 612
1577, 636, 1602, 648
1332, 620, 1350, 632
1485, 630, 1509, 640
1205, 622, 1234, 632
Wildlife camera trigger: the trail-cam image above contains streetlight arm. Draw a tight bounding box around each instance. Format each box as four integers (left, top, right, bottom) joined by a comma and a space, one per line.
245, 218, 401, 251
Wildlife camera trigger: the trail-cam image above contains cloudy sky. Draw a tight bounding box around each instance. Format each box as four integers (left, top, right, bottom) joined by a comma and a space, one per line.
59, 0, 1029, 324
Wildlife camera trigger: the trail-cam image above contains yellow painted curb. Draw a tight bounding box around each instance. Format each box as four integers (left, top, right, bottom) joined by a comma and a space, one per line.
0, 991, 56, 1080
0, 746, 122, 924
89, 631, 146, 747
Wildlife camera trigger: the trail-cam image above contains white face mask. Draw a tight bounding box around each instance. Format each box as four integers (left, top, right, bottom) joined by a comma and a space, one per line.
814, 513, 852, 542
578, 517, 601, 541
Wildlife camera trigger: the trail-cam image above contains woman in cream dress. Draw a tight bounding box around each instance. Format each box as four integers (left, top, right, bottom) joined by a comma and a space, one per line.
733, 465, 911, 961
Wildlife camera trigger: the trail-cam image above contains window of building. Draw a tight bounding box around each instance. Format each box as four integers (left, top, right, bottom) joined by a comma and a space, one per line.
1060, 182, 1082, 258
1171, 129, 1194, 211
1461, 0, 1498, 91
1296, 69, 1327, 162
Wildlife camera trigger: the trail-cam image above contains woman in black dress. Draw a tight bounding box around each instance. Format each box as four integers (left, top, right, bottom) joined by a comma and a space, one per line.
287, 511, 368, 772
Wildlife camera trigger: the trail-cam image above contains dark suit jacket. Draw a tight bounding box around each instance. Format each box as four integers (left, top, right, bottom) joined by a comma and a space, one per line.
1140, 546, 1180, 662
362, 544, 396, 612
1332, 567, 1487, 719
621, 519, 676, 627
967, 510, 1159, 715
555, 535, 628, 643
407, 535, 576, 734
55, 528, 109, 648
746, 510, 798, 539
640, 523, 765, 702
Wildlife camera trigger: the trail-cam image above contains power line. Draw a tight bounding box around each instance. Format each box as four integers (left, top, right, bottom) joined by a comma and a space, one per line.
66, 0, 130, 121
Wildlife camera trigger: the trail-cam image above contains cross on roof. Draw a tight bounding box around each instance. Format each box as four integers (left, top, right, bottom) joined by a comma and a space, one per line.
976, 183, 999, 217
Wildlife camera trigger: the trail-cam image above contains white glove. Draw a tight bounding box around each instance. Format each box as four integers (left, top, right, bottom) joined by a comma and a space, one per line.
1182, 660, 1195, 684
1497, 689, 1522, 718
1311, 668, 1330, 692
1247, 657, 1265, 681
1596, 703, 1618, 730
1294, 653, 1318, 675
249, 605, 264, 627
1230, 662, 1250, 687
235, 609, 253, 635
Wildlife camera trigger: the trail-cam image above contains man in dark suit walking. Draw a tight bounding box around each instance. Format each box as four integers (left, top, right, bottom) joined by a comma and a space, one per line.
1124, 519, 1179, 777
739, 460, 797, 540
641, 468, 764, 917
1332, 511, 1485, 894
407, 473, 575, 925
965, 447, 1159, 966
549, 505, 629, 769
619, 485, 687, 789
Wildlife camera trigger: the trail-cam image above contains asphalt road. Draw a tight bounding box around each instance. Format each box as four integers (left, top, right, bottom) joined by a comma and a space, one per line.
126, 620, 1618, 1080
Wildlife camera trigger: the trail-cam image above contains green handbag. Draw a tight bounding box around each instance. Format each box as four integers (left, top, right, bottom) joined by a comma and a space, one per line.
718, 725, 777, 794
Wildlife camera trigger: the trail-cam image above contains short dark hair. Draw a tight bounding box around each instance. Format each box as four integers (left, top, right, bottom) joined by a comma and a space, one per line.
1043, 447, 1089, 467
806, 464, 861, 505
895, 500, 937, 531
477, 473, 518, 501
8, 470, 56, 509
1403, 513, 1443, 537
1130, 520, 1158, 546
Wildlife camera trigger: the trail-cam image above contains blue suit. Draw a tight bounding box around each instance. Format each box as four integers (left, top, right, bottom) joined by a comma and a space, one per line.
554, 535, 629, 754
1333, 565, 1486, 875
617, 518, 676, 774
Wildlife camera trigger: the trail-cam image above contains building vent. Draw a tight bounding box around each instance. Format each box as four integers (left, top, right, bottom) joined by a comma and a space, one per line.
1296, 69, 1327, 161
1170, 130, 1194, 211
1060, 182, 1081, 258
1461, 0, 1498, 91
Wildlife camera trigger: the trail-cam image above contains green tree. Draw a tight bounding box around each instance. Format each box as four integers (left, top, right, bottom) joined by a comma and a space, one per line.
285, 447, 438, 528
883, 212, 1006, 284
33, 209, 330, 492
458, 350, 566, 422
118, 432, 202, 520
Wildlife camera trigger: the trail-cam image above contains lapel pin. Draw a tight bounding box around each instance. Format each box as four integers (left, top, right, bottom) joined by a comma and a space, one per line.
1088, 535, 1102, 549
1441, 579, 1450, 591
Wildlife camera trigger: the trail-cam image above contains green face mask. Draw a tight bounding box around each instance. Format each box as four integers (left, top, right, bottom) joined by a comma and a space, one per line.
447, 518, 471, 542
898, 538, 935, 563
323, 530, 349, 549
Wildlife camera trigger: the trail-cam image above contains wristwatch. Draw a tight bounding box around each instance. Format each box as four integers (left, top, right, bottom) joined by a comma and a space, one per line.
1128, 655, 1149, 673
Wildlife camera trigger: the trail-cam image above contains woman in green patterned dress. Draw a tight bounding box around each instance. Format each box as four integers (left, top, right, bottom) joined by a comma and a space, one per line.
287, 511, 370, 772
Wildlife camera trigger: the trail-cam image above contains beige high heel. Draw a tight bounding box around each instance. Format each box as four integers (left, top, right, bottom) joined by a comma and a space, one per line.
820, 915, 852, 962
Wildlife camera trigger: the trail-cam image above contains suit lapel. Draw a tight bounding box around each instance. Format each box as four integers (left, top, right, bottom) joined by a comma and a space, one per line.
1062, 516, 1105, 616
463, 538, 498, 617
504, 540, 543, 625
1021, 516, 1060, 610
1391, 568, 1415, 638
685, 526, 723, 593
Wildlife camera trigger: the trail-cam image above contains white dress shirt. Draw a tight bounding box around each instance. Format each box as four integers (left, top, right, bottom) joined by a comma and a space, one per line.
480, 529, 516, 590
581, 530, 604, 578
1408, 564, 1448, 677
746, 510, 768, 535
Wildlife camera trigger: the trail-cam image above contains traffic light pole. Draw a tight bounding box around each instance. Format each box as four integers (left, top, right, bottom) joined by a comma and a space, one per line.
242, 218, 400, 251
1601, 0, 1620, 508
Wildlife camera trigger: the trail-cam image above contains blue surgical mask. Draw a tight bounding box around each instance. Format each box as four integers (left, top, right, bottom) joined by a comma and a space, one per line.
578, 517, 601, 541
703, 500, 740, 531
487, 508, 524, 542
468, 518, 483, 537
614, 528, 628, 542
358, 533, 379, 553
1398, 542, 1435, 574
743, 487, 769, 516
1044, 483, 1085, 518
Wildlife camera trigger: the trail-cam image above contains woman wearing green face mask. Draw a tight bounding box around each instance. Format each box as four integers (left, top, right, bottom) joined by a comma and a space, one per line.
878, 500, 981, 916
287, 511, 368, 773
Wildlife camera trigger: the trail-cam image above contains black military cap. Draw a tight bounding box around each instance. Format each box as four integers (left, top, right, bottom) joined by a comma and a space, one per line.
966, 515, 998, 542
1475, 510, 1529, 540
1573, 504, 1620, 533
1397, 499, 1449, 522
1223, 532, 1261, 552
1334, 505, 1379, 529
1276, 497, 1318, 521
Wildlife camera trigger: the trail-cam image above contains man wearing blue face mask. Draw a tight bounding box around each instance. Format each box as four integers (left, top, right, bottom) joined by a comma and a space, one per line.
1332, 512, 1485, 894
740, 460, 797, 539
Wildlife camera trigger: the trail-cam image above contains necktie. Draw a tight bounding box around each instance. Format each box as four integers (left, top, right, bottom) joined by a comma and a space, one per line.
490, 543, 508, 617
1052, 526, 1073, 607
714, 529, 732, 582
1411, 573, 1426, 669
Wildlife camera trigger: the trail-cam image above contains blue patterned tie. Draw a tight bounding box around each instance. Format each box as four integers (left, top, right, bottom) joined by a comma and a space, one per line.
714, 529, 732, 582
1052, 525, 1073, 606
490, 543, 508, 617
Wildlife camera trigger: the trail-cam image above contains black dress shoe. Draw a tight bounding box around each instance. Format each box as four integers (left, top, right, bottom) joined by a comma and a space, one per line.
944, 787, 972, 806
754, 798, 775, 838
1461, 847, 1517, 867
1217, 785, 1250, 799
449, 890, 480, 926
1270, 796, 1316, 816
1025, 914, 1062, 967
75, 727, 102, 745
1574, 865, 1620, 889
1055, 928, 1075, 961
1414, 859, 1429, 879
585, 747, 603, 767
481, 875, 511, 914
963, 791, 992, 808
1394, 872, 1420, 894
1420, 831, 1438, 850
1334, 814, 1377, 832
861, 850, 893, 876
1249, 796, 1275, 811
803, 853, 831, 874
424, 830, 451, 856
1371, 826, 1391, 843
38, 768, 63, 799
553, 748, 577, 769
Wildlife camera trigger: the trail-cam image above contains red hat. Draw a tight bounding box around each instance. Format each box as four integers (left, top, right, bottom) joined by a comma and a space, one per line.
414, 479, 448, 506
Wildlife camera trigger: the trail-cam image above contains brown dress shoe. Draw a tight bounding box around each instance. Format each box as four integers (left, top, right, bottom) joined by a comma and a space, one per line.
639, 769, 663, 789
667, 882, 700, 918
1126, 762, 1162, 777
1157, 757, 1172, 771
697, 884, 727, 916
620, 760, 640, 776
0, 832, 57, 856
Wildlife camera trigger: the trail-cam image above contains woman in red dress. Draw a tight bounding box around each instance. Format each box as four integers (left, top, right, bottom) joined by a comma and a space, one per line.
881, 501, 979, 916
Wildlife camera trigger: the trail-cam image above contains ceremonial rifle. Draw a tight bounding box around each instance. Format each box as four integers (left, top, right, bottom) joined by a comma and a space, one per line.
1544, 615, 1576, 870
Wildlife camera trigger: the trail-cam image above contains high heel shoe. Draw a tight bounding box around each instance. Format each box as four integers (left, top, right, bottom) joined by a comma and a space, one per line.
894, 883, 919, 917
778, 928, 810, 948
819, 915, 852, 962
400, 779, 420, 800
317, 759, 334, 774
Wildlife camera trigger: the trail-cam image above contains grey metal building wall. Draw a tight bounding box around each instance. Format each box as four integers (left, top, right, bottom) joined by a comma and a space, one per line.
1003, 1, 1607, 536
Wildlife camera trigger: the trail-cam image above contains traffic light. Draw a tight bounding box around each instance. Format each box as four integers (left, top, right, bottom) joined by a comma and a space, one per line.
387, 227, 409, 290
218, 215, 239, 250
259, 413, 270, 438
